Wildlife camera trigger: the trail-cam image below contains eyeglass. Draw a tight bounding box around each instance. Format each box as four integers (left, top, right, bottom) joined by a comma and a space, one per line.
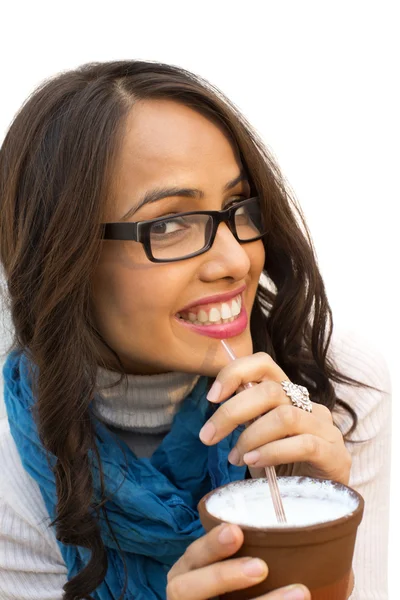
101, 196, 267, 263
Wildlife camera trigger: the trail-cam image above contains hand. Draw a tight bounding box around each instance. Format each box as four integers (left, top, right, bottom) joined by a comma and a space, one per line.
199, 352, 351, 485
167, 522, 310, 599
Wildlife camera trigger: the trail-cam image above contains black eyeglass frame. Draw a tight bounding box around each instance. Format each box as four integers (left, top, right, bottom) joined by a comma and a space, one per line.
101, 196, 267, 263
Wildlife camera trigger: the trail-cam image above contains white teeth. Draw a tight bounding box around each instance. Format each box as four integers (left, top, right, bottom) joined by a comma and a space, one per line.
231, 299, 240, 316
209, 307, 221, 322
178, 294, 242, 325
198, 309, 208, 323
221, 302, 232, 319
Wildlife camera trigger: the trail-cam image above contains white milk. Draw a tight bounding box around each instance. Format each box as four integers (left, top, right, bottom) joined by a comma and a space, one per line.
206, 478, 358, 528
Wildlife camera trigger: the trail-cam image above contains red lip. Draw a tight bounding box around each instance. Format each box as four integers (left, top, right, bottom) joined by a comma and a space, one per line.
178, 284, 246, 312
175, 305, 248, 339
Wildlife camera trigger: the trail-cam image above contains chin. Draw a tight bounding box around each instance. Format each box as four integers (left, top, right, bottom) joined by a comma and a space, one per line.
219, 330, 253, 357
191, 331, 254, 377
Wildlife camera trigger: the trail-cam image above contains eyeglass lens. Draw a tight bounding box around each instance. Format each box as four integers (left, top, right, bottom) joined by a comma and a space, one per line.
149, 198, 264, 260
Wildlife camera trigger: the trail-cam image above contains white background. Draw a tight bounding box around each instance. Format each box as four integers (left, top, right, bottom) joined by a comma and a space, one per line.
0, 1, 398, 597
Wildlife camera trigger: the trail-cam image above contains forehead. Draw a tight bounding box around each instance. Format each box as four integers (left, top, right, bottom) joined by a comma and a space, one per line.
113, 99, 241, 188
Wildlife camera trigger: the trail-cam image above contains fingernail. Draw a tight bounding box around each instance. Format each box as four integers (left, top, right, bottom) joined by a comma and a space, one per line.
228, 448, 240, 465
241, 558, 267, 578
282, 585, 306, 600
199, 421, 216, 443
243, 450, 260, 465
207, 380, 222, 402
218, 524, 236, 545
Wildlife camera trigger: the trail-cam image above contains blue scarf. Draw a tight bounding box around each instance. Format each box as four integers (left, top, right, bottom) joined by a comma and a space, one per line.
3, 350, 246, 599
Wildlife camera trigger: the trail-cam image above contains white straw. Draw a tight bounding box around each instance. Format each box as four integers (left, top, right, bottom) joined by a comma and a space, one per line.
220, 340, 287, 524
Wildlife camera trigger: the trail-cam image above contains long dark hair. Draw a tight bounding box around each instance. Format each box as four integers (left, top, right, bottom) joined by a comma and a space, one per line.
0, 60, 380, 599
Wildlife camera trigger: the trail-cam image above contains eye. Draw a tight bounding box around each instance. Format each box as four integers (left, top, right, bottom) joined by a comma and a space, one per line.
151, 217, 188, 236
235, 205, 247, 215
224, 195, 249, 210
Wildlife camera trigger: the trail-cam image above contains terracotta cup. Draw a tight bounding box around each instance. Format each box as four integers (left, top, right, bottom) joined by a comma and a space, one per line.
198, 476, 364, 600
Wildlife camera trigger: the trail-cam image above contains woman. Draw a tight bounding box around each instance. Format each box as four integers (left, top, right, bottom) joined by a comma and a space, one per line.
0, 60, 391, 600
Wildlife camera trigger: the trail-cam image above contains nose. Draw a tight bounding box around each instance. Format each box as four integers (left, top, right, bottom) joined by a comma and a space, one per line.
198, 221, 251, 282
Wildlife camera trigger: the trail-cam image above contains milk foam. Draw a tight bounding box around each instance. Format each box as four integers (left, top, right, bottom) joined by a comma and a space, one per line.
206, 477, 358, 528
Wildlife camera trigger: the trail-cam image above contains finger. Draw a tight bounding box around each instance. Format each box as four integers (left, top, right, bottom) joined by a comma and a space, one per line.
229, 404, 337, 466
168, 522, 244, 580
207, 352, 289, 404
258, 584, 311, 600
241, 433, 350, 479
262, 584, 311, 600
201, 378, 333, 447
166, 555, 268, 600
200, 380, 289, 445
201, 379, 328, 446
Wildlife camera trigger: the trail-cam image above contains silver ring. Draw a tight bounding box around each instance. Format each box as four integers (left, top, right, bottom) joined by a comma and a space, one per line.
281, 380, 312, 412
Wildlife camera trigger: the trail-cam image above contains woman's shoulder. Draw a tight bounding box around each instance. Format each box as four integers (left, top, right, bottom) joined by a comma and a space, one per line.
328, 326, 391, 386
326, 328, 391, 599
0, 417, 64, 558
0, 418, 67, 599
327, 326, 391, 438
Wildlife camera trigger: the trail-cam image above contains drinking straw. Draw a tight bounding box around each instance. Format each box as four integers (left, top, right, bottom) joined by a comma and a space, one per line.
221, 339, 287, 524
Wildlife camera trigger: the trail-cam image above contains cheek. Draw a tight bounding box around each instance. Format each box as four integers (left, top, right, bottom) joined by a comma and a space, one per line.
92, 267, 159, 331
91, 255, 186, 341
91, 257, 196, 373
248, 239, 265, 281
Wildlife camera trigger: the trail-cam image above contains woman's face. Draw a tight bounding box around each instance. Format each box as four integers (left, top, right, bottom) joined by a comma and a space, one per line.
92, 99, 265, 376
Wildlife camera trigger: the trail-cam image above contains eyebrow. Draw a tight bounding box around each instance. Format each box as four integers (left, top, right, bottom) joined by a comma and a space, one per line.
120, 170, 250, 221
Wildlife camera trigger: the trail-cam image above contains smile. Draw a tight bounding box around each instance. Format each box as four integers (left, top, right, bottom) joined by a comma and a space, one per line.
176, 294, 242, 326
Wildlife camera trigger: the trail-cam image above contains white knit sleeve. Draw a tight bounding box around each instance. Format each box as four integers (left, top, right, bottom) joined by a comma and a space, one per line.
329, 329, 392, 600
0, 420, 68, 600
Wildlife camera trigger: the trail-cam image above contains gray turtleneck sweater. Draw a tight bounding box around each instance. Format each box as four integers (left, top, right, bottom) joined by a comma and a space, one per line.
92, 367, 200, 458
